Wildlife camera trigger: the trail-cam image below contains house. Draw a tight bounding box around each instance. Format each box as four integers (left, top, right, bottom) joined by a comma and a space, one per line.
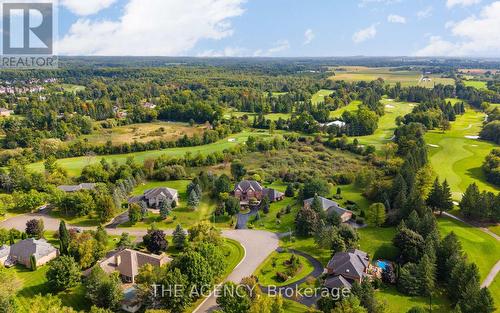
57, 183, 96, 193
324, 249, 373, 289
1, 238, 59, 269
143, 102, 156, 109
303, 196, 353, 222
99, 249, 171, 283
128, 187, 178, 208
319, 120, 346, 128
233, 180, 284, 205
0, 108, 12, 117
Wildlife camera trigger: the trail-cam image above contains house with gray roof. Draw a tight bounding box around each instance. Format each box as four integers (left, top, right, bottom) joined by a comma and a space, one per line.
233, 180, 284, 205
303, 196, 353, 222
57, 183, 96, 193
2, 238, 58, 269
128, 187, 178, 208
324, 249, 371, 289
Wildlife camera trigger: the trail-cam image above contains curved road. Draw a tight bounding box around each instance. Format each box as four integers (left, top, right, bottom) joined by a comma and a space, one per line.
0, 213, 280, 313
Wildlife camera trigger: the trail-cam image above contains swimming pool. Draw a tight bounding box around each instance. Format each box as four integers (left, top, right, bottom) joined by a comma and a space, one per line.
376, 260, 390, 270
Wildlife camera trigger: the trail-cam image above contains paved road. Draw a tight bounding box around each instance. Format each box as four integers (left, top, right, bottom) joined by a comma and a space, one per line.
0, 213, 280, 313
482, 260, 500, 288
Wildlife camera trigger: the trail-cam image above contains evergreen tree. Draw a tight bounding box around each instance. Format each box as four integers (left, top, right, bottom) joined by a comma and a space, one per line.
460, 183, 480, 218
417, 253, 436, 296
260, 196, 270, 214
172, 224, 187, 250
285, 184, 294, 197
58, 220, 70, 255
159, 200, 172, 219
426, 178, 442, 212
187, 189, 200, 210
440, 179, 454, 215
366, 203, 386, 226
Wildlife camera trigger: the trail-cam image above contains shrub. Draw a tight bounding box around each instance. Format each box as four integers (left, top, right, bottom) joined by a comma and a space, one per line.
275, 272, 288, 282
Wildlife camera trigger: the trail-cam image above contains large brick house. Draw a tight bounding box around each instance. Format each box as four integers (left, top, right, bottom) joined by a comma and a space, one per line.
303, 196, 353, 222
233, 180, 284, 205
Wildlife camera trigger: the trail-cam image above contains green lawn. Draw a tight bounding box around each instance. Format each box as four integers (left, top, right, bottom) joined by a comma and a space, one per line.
312, 89, 333, 105
437, 216, 500, 281
425, 107, 499, 199
283, 299, 310, 312
336, 183, 371, 211
489, 276, 500, 313
13, 265, 89, 312
355, 99, 415, 149
330, 100, 361, 118
222, 238, 246, 276
463, 80, 487, 89
28, 131, 272, 176
254, 251, 315, 287
59, 84, 86, 93
376, 285, 451, 313
358, 226, 398, 261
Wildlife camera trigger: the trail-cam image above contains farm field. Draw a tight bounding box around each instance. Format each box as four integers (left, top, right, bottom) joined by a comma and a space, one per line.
79, 121, 207, 145
58, 84, 86, 93
463, 80, 488, 89
27, 130, 272, 176
329, 66, 455, 87
425, 107, 499, 199
311, 89, 333, 104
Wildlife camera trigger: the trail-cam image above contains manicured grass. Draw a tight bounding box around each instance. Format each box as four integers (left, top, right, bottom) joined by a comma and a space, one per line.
329, 100, 361, 118
222, 238, 246, 276
488, 224, 500, 236
253, 196, 299, 232
13, 265, 89, 312
358, 226, 398, 261
329, 66, 455, 88
123, 180, 219, 229
311, 89, 333, 105
254, 251, 315, 287
336, 183, 371, 211
283, 299, 311, 312
463, 80, 487, 89
376, 285, 451, 313
355, 99, 415, 149
48, 209, 104, 227
425, 108, 499, 199
437, 216, 500, 280
489, 276, 500, 313
281, 237, 331, 265
79, 121, 206, 146
59, 84, 85, 93
28, 131, 272, 176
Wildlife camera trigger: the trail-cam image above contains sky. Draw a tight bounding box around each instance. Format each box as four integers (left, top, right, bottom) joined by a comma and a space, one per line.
54, 0, 500, 57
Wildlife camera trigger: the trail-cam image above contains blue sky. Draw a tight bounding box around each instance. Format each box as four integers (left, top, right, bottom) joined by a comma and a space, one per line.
55, 0, 500, 57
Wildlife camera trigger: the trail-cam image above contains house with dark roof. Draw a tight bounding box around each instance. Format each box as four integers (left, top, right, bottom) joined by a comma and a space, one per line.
98, 249, 171, 283
1, 238, 59, 269
57, 183, 96, 193
303, 196, 353, 222
233, 180, 284, 205
128, 187, 178, 208
324, 249, 374, 289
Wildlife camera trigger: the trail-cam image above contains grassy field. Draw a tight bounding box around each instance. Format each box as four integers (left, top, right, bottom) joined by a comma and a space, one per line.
377, 286, 451, 313
437, 216, 500, 280
463, 80, 488, 89
329, 66, 455, 88
425, 107, 499, 199
79, 121, 207, 146
356, 99, 415, 149
311, 89, 333, 105
254, 251, 315, 287
59, 84, 86, 93
28, 130, 272, 176
358, 226, 398, 261
329, 100, 361, 118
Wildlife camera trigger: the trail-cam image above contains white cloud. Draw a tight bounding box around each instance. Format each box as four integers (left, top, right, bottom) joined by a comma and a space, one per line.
303, 29, 315, 45
417, 6, 433, 19
198, 47, 247, 57
352, 24, 377, 43
415, 1, 500, 56
446, 0, 481, 8
387, 14, 406, 23
58, 0, 245, 56
253, 40, 290, 56
61, 0, 117, 16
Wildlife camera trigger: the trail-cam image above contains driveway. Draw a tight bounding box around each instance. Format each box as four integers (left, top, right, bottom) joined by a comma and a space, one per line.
236, 207, 259, 229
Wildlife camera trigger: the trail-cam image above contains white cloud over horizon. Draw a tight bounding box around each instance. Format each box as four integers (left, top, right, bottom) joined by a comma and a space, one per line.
352, 24, 377, 43
58, 0, 245, 56
417, 6, 433, 19
387, 14, 406, 23
61, 0, 117, 16
303, 29, 315, 45
415, 1, 500, 56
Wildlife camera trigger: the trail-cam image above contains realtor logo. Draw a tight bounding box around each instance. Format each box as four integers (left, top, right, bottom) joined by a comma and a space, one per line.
1, 0, 57, 68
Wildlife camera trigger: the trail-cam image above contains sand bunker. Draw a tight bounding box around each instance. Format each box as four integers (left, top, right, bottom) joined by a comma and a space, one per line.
427, 144, 439, 148
464, 135, 479, 139
385, 104, 395, 108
